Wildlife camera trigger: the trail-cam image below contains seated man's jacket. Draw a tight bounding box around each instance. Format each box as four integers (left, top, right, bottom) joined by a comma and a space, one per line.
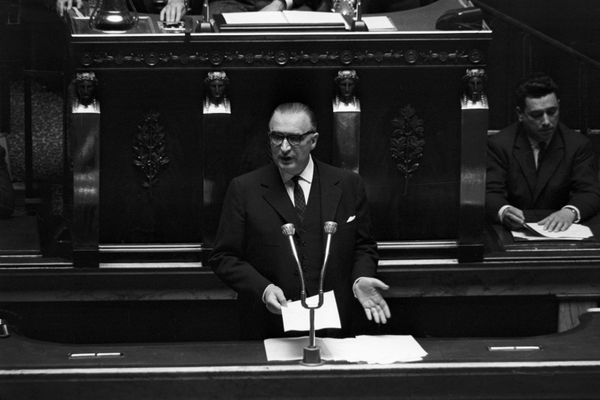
486, 122, 600, 222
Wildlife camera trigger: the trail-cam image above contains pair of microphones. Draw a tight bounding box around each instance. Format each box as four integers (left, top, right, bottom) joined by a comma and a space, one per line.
281, 221, 338, 366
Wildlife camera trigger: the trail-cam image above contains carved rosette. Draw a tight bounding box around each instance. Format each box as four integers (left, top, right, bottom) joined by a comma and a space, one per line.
133, 112, 170, 189
78, 48, 484, 68
390, 105, 425, 195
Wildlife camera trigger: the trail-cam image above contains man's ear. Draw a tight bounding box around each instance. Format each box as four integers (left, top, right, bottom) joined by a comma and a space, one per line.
309, 132, 319, 149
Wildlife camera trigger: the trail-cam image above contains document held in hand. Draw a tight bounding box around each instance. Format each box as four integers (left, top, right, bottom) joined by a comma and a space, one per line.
281, 290, 341, 332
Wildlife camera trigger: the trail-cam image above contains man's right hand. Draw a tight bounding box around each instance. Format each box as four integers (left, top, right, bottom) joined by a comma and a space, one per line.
160, 0, 187, 23
263, 284, 288, 315
501, 206, 525, 230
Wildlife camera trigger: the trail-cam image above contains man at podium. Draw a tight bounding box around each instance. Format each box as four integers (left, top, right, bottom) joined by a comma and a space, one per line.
209, 102, 391, 339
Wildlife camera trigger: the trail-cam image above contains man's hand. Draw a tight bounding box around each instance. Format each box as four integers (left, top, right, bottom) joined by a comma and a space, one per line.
263, 284, 288, 315
56, 0, 82, 16
354, 277, 391, 324
160, 0, 187, 24
537, 208, 576, 232
501, 206, 525, 230
260, 0, 285, 11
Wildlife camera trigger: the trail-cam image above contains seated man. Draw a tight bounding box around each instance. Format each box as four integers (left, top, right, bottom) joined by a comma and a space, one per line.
486, 73, 600, 232
0, 144, 15, 218
209, 102, 390, 339
161, 0, 329, 24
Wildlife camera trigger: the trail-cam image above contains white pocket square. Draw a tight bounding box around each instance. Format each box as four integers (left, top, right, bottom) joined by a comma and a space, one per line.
346, 215, 356, 223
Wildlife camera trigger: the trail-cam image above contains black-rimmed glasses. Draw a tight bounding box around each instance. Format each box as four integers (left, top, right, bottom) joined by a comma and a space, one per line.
268, 130, 316, 147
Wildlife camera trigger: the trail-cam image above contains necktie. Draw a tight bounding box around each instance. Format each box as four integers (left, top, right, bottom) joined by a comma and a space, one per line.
292, 175, 306, 220
537, 141, 547, 169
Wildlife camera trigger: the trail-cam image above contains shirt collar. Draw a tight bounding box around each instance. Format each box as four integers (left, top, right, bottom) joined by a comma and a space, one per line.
280, 155, 314, 184
526, 133, 553, 149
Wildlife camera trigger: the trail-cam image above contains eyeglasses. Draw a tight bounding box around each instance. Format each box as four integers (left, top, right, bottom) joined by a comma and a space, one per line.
268, 130, 316, 147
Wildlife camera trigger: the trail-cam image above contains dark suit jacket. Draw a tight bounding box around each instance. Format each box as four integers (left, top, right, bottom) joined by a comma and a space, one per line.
486, 122, 600, 222
0, 145, 14, 218
209, 159, 378, 339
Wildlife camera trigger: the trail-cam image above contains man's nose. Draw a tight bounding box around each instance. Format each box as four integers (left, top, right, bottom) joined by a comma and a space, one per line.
280, 138, 292, 152
541, 113, 551, 126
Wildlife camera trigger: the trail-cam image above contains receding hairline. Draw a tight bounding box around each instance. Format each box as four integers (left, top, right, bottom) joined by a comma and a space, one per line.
269, 103, 317, 131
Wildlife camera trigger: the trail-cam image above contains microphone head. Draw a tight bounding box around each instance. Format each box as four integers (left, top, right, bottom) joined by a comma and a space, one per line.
324, 221, 338, 234
281, 223, 296, 236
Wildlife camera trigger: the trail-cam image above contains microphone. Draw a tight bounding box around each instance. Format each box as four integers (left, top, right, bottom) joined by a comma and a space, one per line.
281, 221, 338, 366
281, 223, 306, 300
319, 221, 338, 296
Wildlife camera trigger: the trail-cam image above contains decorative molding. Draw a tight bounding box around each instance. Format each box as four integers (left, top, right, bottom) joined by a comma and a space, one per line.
133, 112, 170, 189
390, 105, 425, 195
78, 48, 485, 68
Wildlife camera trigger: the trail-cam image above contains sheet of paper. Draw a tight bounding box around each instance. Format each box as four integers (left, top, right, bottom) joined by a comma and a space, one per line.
354, 335, 428, 363
264, 335, 428, 364
281, 290, 341, 332
362, 16, 397, 31
511, 230, 577, 241
222, 11, 287, 25
516, 222, 594, 240
263, 336, 328, 361
283, 10, 348, 27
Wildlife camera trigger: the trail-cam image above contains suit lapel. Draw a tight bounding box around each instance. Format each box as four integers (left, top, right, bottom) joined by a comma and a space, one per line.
533, 129, 564, 204
513, 129, 537, 200
316, 161, 342, 223
261, 164, 300, 225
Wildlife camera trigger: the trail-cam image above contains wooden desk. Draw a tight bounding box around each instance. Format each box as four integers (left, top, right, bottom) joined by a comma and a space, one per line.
1, 309, 600, 399
63, 0, 490, 265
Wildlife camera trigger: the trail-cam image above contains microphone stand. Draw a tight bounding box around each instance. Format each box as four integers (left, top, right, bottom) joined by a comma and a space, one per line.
281, 221, 338, 366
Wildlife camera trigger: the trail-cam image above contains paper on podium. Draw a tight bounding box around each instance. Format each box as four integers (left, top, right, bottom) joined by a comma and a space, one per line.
281, 290, 341, 332
264, 335, 427, 364
512, 222, 594, 240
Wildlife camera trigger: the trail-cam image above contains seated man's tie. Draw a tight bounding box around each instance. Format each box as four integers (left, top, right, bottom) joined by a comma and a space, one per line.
537, 141, 547, 169
292, 175, 306, 220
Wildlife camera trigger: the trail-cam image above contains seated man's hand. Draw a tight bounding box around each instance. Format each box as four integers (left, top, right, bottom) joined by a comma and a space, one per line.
354, 277, 391, 324
501, 206, 525, 230
263, 284, 288, 315
56, 0, 82, 16
538, 208, 576, 232
260, 0, 286, 11
160, 0, 187, 23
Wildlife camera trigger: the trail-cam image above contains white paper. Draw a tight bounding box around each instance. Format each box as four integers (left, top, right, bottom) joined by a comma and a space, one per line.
281, 290, 341, 332
362, 16, 397, 31
264, 335, 428, 364
513, 222, 594, 240
221, 11, 348, 28
223, 11, 287, 25
283, 10, 348, 26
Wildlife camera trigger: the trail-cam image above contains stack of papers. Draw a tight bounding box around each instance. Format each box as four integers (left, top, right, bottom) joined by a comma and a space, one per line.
264, 335, 427, 364
512, 222, 594, 241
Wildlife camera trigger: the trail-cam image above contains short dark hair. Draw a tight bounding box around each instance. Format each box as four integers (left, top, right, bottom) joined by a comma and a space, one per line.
270, 102, 317, 131
515, 73, 559, 109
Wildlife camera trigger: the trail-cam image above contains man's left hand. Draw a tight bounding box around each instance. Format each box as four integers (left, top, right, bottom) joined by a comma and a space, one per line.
354, 277, 391, 324
538, 208, 576, 232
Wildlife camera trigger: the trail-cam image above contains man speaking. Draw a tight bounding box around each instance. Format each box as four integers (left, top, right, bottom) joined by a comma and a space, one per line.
209, 102, 390, 339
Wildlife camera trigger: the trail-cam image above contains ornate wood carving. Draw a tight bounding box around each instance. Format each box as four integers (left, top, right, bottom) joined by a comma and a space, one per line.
390, 105, 425, 195
78, 48, 484, 68
133, 112, 170, 190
